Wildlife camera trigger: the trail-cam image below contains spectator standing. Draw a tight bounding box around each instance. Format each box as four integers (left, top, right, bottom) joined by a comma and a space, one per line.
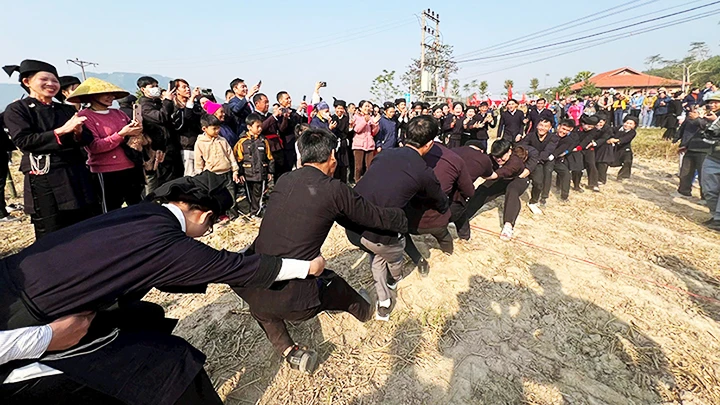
137, 76, 181, 192
194, 114, 240, 218
69, 78, 146, 212
641, 90, 657, 128
235, 113, 274, 216
169, 79, 204, 176
629, 91, 644, 118
331, 99, 351, 183
227, 78, 260, 134
612, 94, 627, 128
653, 89, 671, 131
674, 107, 709, 197
683, 88, 702, 111
375, 102, 399, 152
700, 94, 720, 231
2, 60, 97, 238
351, 100, 379, 181
203, 101, 239, 149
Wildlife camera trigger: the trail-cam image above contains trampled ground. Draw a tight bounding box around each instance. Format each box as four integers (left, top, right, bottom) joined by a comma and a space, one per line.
2, 131, 719, 404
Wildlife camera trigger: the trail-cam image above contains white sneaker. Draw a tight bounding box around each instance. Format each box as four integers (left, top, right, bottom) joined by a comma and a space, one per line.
527, 203, 543, 215
500, 223, 514, 241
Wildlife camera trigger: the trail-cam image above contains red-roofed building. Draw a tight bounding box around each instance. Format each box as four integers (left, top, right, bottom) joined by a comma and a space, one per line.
570, 67, 686, 93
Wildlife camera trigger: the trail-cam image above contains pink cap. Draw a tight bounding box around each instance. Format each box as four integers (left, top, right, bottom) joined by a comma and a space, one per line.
204, 102, 222, 115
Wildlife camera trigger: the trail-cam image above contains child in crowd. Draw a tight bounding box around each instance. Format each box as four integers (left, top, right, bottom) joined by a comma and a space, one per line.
194, 114, 240, 218
234, 113, 274, 216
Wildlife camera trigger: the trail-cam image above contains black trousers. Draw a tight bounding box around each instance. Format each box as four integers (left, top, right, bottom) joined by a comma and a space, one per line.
654, 113, 667, 129
0, 368, 221, 405
553, 159, 571, 199
28, 175, 96, 239
679, 151, 706, 195
450, 201, 470, 240
455, 177, 529, 232
96, 168, 144, 213
583, 149, 599, 188
404, 227, 453, 264
529, 161, 554, 203
271, 151, 286, 184
0, 151, 9, 217
615, 149, 633, 179
597, 162, 609, 184
250, 273, 371, 355
333, 165, 348, 184
243, 180, 264, 215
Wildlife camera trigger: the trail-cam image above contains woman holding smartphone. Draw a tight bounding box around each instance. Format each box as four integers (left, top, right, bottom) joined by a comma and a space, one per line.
351, 100, 379, 181
68, 77, 146, 212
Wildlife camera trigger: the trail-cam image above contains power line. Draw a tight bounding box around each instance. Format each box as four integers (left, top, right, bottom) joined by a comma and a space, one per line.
453, 0, 655, 60
458, 0, 705, 68
144, 17, 415, 66
66, 58, 98, 80
173, 19, 416, 70
457, 8, 720, 81
456, 1, 720, 64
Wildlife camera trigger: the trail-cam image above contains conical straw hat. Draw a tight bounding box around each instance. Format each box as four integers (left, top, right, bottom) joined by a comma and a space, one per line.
66, 77, 129, 103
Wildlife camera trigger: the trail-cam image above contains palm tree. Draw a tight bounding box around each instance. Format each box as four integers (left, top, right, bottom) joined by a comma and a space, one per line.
478, 81, 488, 97
503, 79, 514, 91
529, 78, 540, 95
555, 77, 573, 97
573, 71, 593, 84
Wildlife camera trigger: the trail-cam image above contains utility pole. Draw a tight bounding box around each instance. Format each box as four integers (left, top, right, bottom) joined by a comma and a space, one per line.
66, 58, 98, 80
419, 9, 440, 102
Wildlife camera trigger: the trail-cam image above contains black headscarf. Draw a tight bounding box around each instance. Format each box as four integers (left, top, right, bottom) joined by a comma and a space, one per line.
146, 171, 233, 215
3, 60, 59, 93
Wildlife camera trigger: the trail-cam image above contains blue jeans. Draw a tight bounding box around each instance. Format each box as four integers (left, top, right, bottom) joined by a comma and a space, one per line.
701, 156, 720, 221
614, 110, 625, 127
641, 109, 654, 127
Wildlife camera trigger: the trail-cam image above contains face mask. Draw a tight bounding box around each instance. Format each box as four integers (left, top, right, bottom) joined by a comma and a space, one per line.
147, 87, 162, 98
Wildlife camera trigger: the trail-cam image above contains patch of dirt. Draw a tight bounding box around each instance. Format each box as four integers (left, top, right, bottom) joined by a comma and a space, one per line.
3, 150, 720, 404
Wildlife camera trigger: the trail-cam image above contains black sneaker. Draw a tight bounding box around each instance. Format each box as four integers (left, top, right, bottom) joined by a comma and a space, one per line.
573, 187, 585, 193
704, 220, 720, 232
0, 215, 20, 223
417, 258, 430, 277
539, 198, 547, 206
386, 270, 402, 290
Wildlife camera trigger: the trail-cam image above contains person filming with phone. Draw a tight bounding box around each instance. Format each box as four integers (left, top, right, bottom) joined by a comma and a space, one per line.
227, 78, 261, 134
67, 78, 145, 212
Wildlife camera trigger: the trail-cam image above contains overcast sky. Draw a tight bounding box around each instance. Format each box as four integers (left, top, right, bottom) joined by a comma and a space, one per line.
1, 0, 718, 103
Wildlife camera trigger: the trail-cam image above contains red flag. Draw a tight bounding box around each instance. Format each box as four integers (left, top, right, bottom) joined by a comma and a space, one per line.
507, 86, 513, 100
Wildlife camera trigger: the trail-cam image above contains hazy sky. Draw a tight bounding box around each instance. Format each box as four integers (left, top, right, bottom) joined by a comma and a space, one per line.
1, 0, 718, 103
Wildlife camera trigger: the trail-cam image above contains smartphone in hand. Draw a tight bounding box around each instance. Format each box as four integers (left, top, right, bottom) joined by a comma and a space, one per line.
132, 103, 143, 125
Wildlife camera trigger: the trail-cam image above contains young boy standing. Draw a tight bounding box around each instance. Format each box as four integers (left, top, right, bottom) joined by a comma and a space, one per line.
235, 113, 274, 216
194, 114, 240, 218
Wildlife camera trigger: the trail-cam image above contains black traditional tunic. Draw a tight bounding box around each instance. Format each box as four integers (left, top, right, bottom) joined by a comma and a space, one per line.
3, 98, 96, 216
0, 202, 284, 404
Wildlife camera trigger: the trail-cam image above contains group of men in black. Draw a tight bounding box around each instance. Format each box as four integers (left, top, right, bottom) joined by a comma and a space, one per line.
0, 59, 641, 405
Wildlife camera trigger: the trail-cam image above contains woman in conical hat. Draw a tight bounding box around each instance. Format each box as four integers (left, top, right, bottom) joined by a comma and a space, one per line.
2, 59, 98, 238
68, 77, 146, 212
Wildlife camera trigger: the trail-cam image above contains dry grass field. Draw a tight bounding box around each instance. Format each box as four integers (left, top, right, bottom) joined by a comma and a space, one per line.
2, 129, 719, 404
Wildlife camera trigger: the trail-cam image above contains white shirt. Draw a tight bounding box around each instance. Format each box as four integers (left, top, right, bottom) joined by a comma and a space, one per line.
1, 204, 312, 383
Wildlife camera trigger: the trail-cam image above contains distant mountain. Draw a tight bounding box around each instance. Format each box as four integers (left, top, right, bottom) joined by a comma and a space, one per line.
1, 72, 174, 112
